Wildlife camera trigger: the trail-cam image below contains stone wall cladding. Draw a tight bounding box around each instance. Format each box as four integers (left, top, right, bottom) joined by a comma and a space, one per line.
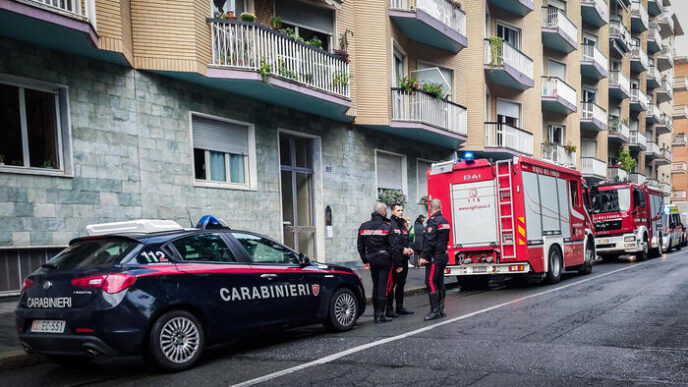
0, 38, 450, 264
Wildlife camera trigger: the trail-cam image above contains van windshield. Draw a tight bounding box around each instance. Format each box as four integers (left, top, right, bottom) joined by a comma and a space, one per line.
47, 238, 139, 270
590, 188, 631, 214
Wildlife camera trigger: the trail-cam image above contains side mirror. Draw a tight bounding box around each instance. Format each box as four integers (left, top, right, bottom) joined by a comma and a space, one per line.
298, 253, 311, 267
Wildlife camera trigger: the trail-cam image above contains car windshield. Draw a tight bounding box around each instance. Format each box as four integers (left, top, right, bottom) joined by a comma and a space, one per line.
590, 188, 631, 214
48, 238, 139, 270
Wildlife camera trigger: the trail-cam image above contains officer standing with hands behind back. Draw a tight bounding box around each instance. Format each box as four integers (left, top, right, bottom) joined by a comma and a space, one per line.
419, 198, 451, 321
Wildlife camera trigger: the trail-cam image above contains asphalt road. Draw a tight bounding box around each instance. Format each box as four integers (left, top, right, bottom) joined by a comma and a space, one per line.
4, 249, 688, 386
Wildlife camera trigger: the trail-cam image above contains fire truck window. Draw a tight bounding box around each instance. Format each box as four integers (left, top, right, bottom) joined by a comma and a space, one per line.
633, 188, 645, 208
569, 180, 579, 207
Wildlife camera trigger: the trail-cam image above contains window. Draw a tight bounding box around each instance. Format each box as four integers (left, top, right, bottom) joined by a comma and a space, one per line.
376, 150, 407, 196
211, 0, 246, 16
276, 0, 334, 51
497, 23, 520, 49
583, 88, 597, 103
548, 0, 566, 12
0, 76, 71, 175
548, 125, 565, 145
581, 140, 597, 157
570, 180, 580, 207
393, 45, 406, 86
611, 60, 621, 71
416, 62, 453, 98
497, 100, 521, 127
417, 159, 434, 202
583, 35, 597, 46
547, 59, 566, 80
172, 233, 237, 263
232, 232, 299, 264
192, 113, 255, 189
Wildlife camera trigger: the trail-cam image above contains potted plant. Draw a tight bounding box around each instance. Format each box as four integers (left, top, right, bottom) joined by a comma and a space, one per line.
564, 143, 577, 153
421, 82, 444, 99
334, 29, 353, 63
269, 16, 282, 30
399, 76, 420, 93
239, 12, 256, 22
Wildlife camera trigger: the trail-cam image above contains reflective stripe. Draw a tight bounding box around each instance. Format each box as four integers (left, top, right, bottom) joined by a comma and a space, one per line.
359, 229, 390, 235
393, 229, 401, 234
428, 264, 436, 293
385, 267, 394, 296
438, 224, 451, 230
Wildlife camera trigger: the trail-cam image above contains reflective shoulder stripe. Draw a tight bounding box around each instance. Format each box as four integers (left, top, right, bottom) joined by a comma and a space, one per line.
438, 223, 451, 230
360, 229, 390, 235
393, 229, 401, 234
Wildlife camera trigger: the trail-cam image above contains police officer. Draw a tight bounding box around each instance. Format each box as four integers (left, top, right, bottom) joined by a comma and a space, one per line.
357, 202, 395, 323
420, 198, 451, 321
386, 203, 415, 317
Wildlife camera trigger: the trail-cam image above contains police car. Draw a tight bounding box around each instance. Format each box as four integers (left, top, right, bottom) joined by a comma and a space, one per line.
15, 216, 365, 371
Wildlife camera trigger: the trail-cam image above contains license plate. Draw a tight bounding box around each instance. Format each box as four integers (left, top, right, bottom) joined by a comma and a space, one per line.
472, 266, 487, 273
31, 320, 65, 333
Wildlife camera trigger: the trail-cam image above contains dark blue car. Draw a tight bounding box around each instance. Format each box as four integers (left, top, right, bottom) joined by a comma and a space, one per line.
15, 217, 365, 371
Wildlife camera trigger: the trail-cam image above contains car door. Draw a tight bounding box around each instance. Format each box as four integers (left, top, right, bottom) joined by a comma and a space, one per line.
229, 232, 323, 325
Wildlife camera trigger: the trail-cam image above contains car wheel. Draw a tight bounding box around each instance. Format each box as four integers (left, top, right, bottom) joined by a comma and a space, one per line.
325, 288, 358, 332
46, 355, 92, 367
545, 246, 562, 285
147, 310, 204, 372
637, 235, 649, 261
578, 239, 594, 275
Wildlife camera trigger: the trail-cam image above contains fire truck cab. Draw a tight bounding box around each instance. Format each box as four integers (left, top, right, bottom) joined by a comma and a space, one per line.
589, 183, 665, 261
428, 156, 595, 286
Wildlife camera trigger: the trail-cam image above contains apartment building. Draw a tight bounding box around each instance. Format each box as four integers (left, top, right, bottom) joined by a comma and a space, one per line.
671, 57, 688, 215
0, 0, 681, 295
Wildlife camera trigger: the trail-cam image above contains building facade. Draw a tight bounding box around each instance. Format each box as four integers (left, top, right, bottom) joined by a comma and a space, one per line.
0, 0, 682, 295
671, 57, 688, 216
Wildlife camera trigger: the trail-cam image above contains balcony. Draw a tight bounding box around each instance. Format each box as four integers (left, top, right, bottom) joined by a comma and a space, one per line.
484, 39, 534, 90
581, 102, 608, 132
657, 13, 675, 38
609, 118, 630, 143
541, 7, 578, 54
658, 182, 671, 196
541, 76, 577, 115
581, 44, 608, 80
208, 20, 350, 119
630, 173, 647, 185
630, 130, 648, 151
656, 147, 672, 165
609, 71, 631, 100
656, 78, 674, 104
646, 142, 660, 159
646, 103, 660, 124
484, 122, 533, 157
542, 143, 577, 168
581, 158, 607, 181
646, 65, 661, 89
630, 88, 649, 112
647, 23, 662, 54
631, 1, 649, 32
648, 0, 664, 17
674, 77, 688, 92
610, 19, 632, 55
389, 0, 467, 53
0, 0, 107, 63
581, 0, 609, 28
657, 44, 675, 72
673, 105, 688, 119
608, 167, 629, 182
487, 0, 534, 16
390, 88, 467, 148
673, 133, 687, 146
671, 190, 686, 201
655, 113, 673, 135
630, 43, 649, 73
672, 162, 688, 174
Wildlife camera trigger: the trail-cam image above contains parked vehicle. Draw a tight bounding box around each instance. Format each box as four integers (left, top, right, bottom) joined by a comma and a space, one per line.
428, 156, 595, 288
664, 204, 684, 251
589, 183, 666, 260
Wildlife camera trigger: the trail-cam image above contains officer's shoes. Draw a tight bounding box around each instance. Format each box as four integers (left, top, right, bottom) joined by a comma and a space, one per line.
385, 310, 398, 318
439, 309, 446, 318
396, 307, 414, 315
424, 309, 442, 321
375, 314, 392, 323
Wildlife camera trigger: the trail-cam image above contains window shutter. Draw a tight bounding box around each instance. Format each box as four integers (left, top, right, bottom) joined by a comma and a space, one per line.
192, 116, 248, 155
496, 100, 520, 120
377, 152, 403, 190
275, 0, 334, 34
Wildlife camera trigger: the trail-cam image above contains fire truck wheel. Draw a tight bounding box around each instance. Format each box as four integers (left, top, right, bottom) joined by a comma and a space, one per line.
578, 240, 594, 275
638, 234, 650, 261
545, 246, 562, 284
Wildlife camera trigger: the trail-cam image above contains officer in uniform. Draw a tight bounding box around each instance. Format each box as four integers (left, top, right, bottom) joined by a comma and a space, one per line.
386, 203, 415, 317
357, 202, 395, 323
420, 198, 451, 321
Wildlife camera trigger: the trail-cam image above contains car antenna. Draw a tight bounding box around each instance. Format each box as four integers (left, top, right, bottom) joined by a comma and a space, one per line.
187, 210, 194, 227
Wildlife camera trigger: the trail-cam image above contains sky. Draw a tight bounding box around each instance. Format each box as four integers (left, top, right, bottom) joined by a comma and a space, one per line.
675, 1, 688, 56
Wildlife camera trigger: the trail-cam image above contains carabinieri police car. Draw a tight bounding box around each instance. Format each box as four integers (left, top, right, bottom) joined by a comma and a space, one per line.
15, 216, 365, 371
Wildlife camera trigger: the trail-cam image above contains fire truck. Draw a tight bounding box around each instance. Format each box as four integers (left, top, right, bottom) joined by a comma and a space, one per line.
428, 156, 596, 287
589, 183, 666, 261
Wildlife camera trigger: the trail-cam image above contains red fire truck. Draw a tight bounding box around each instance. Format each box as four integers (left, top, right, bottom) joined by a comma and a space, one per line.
427, 156, 596, 286
589, 183, 666, 261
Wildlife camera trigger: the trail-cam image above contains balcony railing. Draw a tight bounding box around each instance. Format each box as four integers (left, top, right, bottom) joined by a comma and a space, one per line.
673, 133, 687, 146
630, 88, 648, 110
610, 19, 632, 50
672, 162, 688, 174
671, 190, 686, 201
658, 112, 673, 129
608, 167, 628, 182
390, 0, 467, 38
609, 118, 630, 139
630, 130, 648, 149
582, 43, 608, 72
610, 70, 631, 96
542, 7, 578, 48
648, 23, 662, 43
484, 122, 533, 155
630, 173, 647, 185
29, 0, 96, 26
647, 103, 659, 119
661, 147, 672, 161
647, 64, 661, 83
391, 89, 467, 135
542, 143, 576, 167
581, 157, 607, 178
483, 39, 534, 80
542, 76, 577, 108
673, 105, 688, 119
631, 1, 649, 29
582, 102, 607, 125
675, 77, 688, 91
646, 141, 660, 156
209, 20, 350, 98
631, 43, 649, 69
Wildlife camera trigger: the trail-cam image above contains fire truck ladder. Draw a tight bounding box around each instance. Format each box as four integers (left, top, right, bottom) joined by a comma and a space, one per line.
495, 160, 516, 259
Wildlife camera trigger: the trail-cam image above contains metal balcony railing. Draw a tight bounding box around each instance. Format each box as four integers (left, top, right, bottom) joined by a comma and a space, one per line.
630, 130, 648, 148
390, 0, 467, 37
631, 0, 649, 28
484, 122, 533, 155
542, 143, 576, 168
582, 102, 607, 125
391, 88, 467, 135
609, 118, 630, 138
648, 22, 662, 43
610, 19, 632, 49
30, 0, 96, 27
581, 157, 607, 177
630, 173, 647, 185
630, 88, 649, 110
672, 162, 687, 174
673, 133, 687, 146
646, 141, 660, 155
631, 42, 649, 69
582, 43, 608, 71
483, 39, 534, 81
647, 64, 661, 82
542, 7, 577, 45
610, 70, 631, 96
608, 167, 628, 182
672, 105, 688, 119
542, 76, 577, 107
647, 103, 659, 118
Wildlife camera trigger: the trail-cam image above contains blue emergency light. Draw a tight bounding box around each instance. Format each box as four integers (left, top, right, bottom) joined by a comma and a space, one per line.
196, 215, 229, 230
462, 151, 474, 161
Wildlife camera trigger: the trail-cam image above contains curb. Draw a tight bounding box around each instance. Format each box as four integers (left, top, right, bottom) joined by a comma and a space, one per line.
0, 350, 45, 371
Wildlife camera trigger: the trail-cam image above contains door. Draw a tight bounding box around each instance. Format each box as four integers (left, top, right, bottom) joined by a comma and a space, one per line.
583, 88, 597, 103
497, 24, 520, 49
567, 179, 585, 266
280, 134, 316, 259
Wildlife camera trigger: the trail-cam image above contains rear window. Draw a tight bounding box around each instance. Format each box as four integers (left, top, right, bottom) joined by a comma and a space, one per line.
48, 239, 139, 269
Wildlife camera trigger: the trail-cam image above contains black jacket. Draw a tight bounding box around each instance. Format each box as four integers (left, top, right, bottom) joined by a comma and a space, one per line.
357, 212, 393, 266
421, 211, 451, 262
412, 221, 425, 251
390, 214, 409, 267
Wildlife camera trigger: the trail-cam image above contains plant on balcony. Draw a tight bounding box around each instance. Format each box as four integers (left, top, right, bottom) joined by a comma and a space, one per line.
269, 16, 282, 30
332, 71, 349, 88
277, 58, 298, 80
220, 11, 236, 20
240, 12, 256, 22
487, 37, 503, 67
564, 143, 577, 153
399, 76, 420, 93
421, 82, 444, 99
285, 28, 306, 44
618, 149, 637, 173
445, 0, 462, 10
306, 36, 324, 50
334, 29, 354, 64
378, 188, 407, 207
259, 60, 271, 83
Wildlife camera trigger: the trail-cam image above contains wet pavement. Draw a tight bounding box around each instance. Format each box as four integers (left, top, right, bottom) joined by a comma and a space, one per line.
2, 250, 688, 386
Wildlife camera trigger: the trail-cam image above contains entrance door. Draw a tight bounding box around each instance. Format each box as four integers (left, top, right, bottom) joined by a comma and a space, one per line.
280, 134, 316, 258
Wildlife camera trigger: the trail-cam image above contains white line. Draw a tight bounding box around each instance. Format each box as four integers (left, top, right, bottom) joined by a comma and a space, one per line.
232, 252, 680, 387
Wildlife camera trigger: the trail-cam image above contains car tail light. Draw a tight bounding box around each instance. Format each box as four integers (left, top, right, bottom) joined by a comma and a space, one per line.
71, 274, 136, 294
21, 278, 34, 292
508, 265, 525, 272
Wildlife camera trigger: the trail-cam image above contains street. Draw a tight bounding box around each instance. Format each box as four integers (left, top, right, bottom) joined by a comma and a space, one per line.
3, 250, 688, 386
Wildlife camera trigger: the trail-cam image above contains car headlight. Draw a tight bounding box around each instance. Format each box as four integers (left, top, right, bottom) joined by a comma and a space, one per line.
625, 236, 636, 242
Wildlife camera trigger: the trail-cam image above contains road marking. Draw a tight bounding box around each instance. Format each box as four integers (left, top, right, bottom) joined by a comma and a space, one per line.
232, 251, 681, 387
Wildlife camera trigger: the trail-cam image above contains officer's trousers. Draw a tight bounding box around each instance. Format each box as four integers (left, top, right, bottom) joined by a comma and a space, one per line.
387, 257, 409, 309
370, 263, 394, 302
425, 258, 447, 301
